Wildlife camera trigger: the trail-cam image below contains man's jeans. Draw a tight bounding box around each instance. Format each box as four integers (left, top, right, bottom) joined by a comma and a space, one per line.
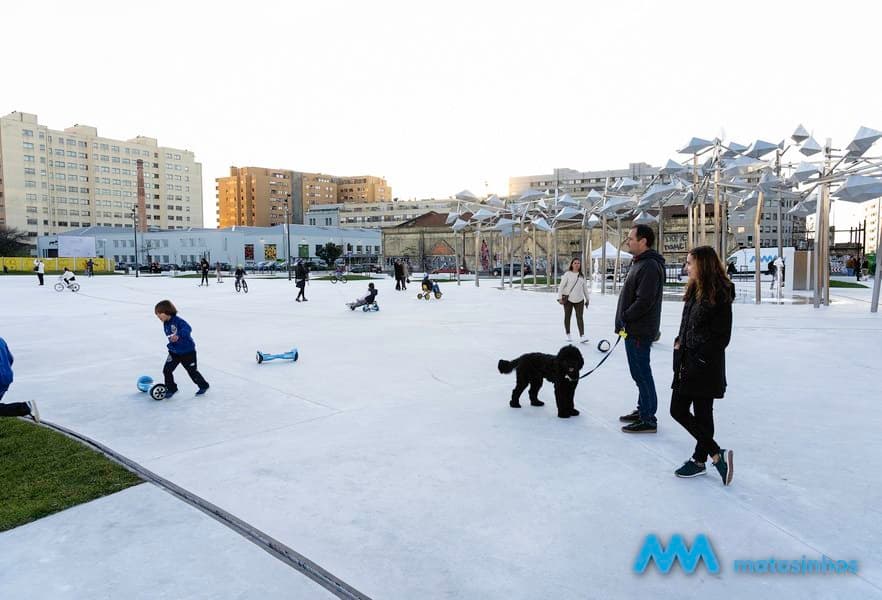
625, 336, 657, 424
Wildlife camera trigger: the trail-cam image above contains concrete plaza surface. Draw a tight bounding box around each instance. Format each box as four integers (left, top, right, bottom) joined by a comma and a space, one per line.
0, 273, 880, 599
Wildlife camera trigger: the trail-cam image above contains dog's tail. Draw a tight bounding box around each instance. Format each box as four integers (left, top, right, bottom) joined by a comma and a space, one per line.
498, 358, 518, 374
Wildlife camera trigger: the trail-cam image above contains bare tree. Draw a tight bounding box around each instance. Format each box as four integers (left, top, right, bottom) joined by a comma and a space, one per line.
0, 227, 30, 257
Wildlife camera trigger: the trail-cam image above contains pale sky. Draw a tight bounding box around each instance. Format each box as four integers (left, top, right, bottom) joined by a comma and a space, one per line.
4, 0, 881, 227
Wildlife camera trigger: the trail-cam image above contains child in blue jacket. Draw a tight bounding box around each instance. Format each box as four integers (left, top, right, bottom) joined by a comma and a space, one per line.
154, 300, 210, 399
0, 337, 40, 422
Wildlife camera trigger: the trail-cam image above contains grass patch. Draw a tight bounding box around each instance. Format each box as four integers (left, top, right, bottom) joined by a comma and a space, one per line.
0, 419, 142, 532
830, 280, 868, 288
507, 277, 560, 285
313, 275, 375, 281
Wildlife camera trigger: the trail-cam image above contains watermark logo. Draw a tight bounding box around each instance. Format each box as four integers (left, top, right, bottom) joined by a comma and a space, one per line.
633, 534, 720, 574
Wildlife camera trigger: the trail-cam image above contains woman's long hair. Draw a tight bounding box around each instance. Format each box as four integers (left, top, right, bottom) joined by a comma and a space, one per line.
567, 258, 583, 278
684, 246, 731, 305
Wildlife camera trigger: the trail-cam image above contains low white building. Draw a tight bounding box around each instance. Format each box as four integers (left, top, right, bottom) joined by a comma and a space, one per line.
36, 225, 381, 267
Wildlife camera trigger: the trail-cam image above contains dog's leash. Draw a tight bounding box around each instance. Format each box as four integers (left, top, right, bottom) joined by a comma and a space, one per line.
578, 331, 626, 380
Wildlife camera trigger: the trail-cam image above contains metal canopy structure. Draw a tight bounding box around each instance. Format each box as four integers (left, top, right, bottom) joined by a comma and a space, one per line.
447, 122, 882, 310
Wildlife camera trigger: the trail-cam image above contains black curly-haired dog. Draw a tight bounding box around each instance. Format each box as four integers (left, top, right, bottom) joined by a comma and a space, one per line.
498, 345, 584, 418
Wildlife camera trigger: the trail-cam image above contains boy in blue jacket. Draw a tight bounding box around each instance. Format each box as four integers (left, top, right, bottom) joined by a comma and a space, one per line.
154, 300, 210, 399
0, 337, 40, 422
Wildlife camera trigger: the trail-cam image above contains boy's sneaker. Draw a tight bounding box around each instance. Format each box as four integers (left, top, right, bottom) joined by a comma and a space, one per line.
566, 333, 573, 342
621, 420, 657, 434
675, 459, 706, 478
580, 336, 590, 344
195, 385, 210, 396
26, 400, 40, 424
714, 449, 734, 486
619, 409, 640, 423
163, 389, 177, 400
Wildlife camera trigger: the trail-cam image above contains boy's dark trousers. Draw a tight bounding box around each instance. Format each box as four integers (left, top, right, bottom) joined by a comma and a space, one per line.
0, 389, 29, 417
163, 352, 209, 392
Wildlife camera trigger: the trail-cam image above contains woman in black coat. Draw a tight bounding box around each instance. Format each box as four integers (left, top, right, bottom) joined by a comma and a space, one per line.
670, 245, 735, 486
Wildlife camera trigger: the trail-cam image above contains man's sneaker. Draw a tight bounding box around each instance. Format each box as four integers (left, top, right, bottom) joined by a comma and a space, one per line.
195, 385, 209, 396
566, 333, 572, 342
621, 420, 657, 434
714, 449, 734, 486
619, 409, 640, 423
675, 459, 706, 478
26, 400, 40, 424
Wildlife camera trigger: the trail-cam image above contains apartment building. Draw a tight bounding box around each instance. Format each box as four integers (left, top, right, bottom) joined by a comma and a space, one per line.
305, 198, 456, 229
335, 176, 391, 203
216, 166, 296, 228
217, 166, 393, 226
508, 163, 659, 198
0, 111, 203, 250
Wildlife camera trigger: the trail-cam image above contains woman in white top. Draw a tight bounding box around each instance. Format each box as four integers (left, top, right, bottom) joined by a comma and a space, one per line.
558, 258, 590, 343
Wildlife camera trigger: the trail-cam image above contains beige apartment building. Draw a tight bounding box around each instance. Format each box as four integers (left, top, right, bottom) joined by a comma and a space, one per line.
335, 176, 391, 204
217, 166, 392, 226
216, 166, 296, 228
299, 172, 338, 211
0, 111, 203, 249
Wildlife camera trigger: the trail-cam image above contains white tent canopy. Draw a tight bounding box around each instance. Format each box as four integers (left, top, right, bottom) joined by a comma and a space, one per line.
591, 241, 632, 260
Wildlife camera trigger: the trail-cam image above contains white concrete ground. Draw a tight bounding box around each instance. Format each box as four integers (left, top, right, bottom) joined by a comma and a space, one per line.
0, 272, 880, 599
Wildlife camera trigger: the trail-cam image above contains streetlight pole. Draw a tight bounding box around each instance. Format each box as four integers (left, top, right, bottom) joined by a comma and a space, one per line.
286, 193, 293, 281
131, 207, 139, 278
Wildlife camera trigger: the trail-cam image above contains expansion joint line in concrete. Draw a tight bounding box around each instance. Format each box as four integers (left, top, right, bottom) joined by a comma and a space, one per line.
39, 419, 373, 600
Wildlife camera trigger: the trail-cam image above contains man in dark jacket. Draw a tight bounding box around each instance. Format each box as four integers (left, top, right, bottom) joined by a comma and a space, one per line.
393, 260, 404, 291
615, 224, 666, 433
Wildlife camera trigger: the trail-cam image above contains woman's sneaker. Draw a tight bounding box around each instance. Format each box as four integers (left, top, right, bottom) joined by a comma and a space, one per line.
621, 420, 657, 433
675, 459, 706, 478
714, 449, 734, 486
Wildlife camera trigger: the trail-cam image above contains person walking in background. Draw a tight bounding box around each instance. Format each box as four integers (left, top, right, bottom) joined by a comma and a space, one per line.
86, 258, 94, 277
0, 337, 40, 423
670, 246, 735, 486
767, 258, 777, 290
215, 261, 224, 283
199, 258, 210, 287
34, 259, 45, 286
394, 259, 404, 291
773, 256, 784, 288
401, 260, 410, 290
558, 258, 590, 343
615, 224, 666, 434
295, 260, 309, 302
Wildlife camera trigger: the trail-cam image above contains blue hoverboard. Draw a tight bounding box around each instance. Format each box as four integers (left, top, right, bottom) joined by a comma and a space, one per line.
256, 348, 299, 364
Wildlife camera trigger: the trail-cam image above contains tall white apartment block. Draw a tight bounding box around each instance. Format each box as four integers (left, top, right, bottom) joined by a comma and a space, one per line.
0, 111, 203, 250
